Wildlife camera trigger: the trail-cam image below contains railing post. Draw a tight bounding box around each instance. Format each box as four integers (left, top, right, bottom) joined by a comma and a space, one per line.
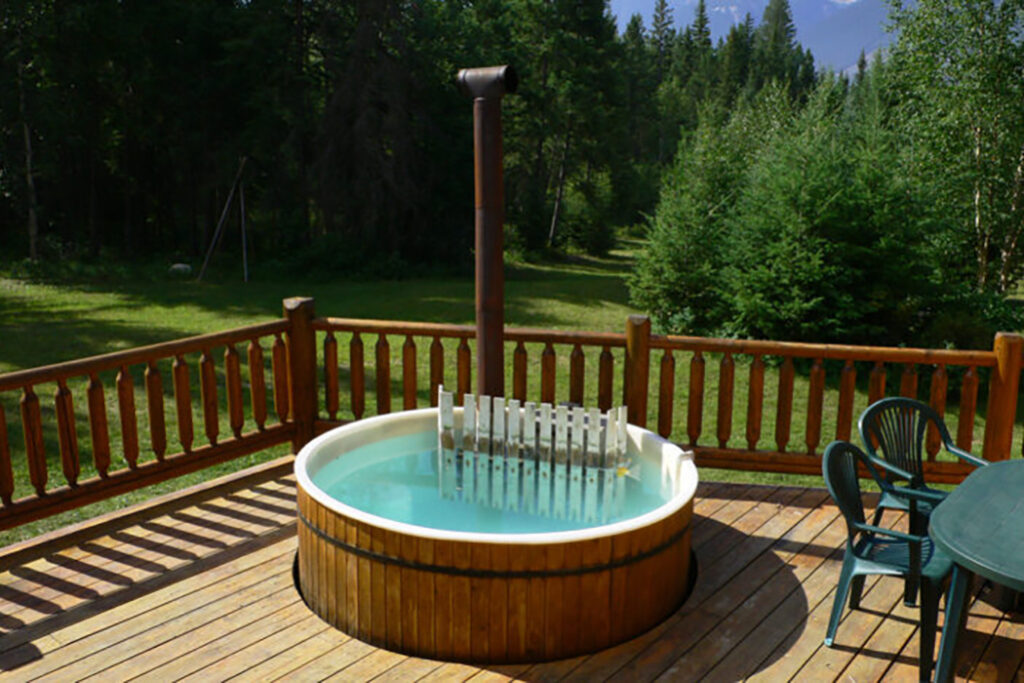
284, 297, 317, 451
624, 315, 651, 427
982, 331, 1022, 461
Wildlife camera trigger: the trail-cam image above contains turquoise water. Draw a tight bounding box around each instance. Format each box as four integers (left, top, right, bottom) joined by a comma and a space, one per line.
311, 431, 671, 534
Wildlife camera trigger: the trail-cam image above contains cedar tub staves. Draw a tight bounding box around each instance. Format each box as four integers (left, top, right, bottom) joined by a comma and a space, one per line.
294, 407, 698, 663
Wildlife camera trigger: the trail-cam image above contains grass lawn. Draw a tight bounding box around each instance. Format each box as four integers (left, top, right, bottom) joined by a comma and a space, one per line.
0, 245, 649, 544
0, 240, 995, 544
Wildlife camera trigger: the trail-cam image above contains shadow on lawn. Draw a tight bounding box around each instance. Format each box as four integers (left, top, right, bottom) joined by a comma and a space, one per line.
0, 249, 636, 374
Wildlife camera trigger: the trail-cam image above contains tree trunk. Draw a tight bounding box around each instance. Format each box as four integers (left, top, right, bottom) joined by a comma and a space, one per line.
974, 124, 988, 289
547, 125, 572, 246
998, 143, 1024, 292
295, 0, 312, 246
17, 62, 39, 261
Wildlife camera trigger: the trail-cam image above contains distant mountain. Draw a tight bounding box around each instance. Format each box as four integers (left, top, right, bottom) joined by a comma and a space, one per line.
608, 0, 893, 72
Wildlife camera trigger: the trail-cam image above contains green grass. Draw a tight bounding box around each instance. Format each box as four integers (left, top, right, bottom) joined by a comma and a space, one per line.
0, 241, 1005, 545
0, 246, 640, 545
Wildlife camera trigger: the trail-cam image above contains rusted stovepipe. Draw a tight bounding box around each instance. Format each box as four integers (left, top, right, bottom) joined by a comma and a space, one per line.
457, 65, 518, 398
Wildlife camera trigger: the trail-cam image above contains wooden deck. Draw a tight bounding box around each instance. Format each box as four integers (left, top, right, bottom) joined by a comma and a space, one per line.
1, 462, 1022, 682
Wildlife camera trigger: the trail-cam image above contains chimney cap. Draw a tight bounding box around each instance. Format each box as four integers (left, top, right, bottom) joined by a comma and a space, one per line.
457, 65, 518, 99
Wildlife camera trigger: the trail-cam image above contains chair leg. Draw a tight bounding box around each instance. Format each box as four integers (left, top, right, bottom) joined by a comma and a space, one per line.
918, 579, 940, 683
906, 524, 921, 607
872, 504, 885, 527
849, 575, 866, 610
905, 575, 920, 607
825, 553, 856, 647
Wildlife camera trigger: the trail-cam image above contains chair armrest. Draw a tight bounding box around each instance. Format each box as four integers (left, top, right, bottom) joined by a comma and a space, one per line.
893, 486, 947, 504
946, 444, 989, 468
863, 451, 916, 483
854, 521, 926, 544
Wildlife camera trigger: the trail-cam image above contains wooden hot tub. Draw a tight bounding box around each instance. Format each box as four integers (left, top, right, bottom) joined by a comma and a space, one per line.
295, 408, 697, 663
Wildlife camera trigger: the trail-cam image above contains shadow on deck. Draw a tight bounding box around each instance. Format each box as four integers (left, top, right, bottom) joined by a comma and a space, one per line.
0, 461, 1021, 682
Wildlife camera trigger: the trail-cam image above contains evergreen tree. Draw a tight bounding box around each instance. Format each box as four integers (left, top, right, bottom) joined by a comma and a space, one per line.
650, 0, 675, 84
612, 14, 660, 225
748, 0, 812, 99
717, 14, 755, 106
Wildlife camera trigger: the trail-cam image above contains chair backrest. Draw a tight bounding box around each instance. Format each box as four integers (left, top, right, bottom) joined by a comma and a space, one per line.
858, 397, 946, 481
823, 441, 870, 539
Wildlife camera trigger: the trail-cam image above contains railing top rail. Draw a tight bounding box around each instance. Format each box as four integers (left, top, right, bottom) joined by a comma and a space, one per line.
0, 319, 289, 392
504, 327, 626, 346
314, 317, 627, 347
651, 333, 996, 366
314, 317, 475, 338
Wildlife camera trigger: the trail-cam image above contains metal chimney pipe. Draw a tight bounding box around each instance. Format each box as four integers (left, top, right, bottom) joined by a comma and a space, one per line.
457, 65, 517, 398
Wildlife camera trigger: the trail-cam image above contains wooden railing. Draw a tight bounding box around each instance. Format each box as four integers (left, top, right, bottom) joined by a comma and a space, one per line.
311, 306, 1023, 484
0, 311, 298, 531
1, 295, 1021, 530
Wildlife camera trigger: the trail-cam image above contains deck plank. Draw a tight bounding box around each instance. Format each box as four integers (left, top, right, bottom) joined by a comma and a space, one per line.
131, 593, 313, 682
1, 533, 295, 676
179, 612, 333, 681
58, 574, 297, 681
366, 654, 444, 681
0, 471, 1020, 682
688, 510, 848, 681
0, 476, 296, 635
790, 554, 909, 679
599, 487, 826, 681
231, 627, 350, 682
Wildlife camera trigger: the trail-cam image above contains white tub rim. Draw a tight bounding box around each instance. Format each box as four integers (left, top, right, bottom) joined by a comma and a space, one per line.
294, 407, 698, 545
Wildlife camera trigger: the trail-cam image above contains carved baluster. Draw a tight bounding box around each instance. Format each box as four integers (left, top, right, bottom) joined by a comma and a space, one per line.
776, 357, 795, 452
717, 353, 735, 448
403, 335, 417, 410
868, 361, 886, 404
272, 333, 289, 422
957, 366, 978, 452
324, 332, 339, 420
513, 341, 527, 403
225, 345, 244, 437
658, 350, 675, 439
173, 355, 194, 454
927, 365, 948, 460
54, 379, 79, 487
687, 351, 706, 446
541, 343, 556, 404
456, 337, 471, 403
21, 386, 46, 495
429, 336, 444, 406
376, 334, 391, 415
569, 344, 585, 406
0, 405, 12, 505
598, 346, 613, 412
248, 340, 267, 430
350, 332, 365, 419
836, 360, 856, 441
88, 374, 111, 476
805, 358, 825, 455
199, 349, 219, 446
145, 362, 166, 460
117, 365, 139, 468
900, 363, 918, 399
746, 355, 765, 450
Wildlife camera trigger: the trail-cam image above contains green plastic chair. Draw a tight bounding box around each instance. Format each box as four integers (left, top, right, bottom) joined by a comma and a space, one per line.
858, 397, 988, 527
822, 440, 952, 682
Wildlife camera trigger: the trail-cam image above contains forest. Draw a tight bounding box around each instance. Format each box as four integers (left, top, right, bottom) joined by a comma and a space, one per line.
2, 0, 1024, 348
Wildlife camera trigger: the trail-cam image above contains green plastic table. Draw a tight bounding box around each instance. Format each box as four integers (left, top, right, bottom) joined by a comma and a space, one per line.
929, 460, 1024, 682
